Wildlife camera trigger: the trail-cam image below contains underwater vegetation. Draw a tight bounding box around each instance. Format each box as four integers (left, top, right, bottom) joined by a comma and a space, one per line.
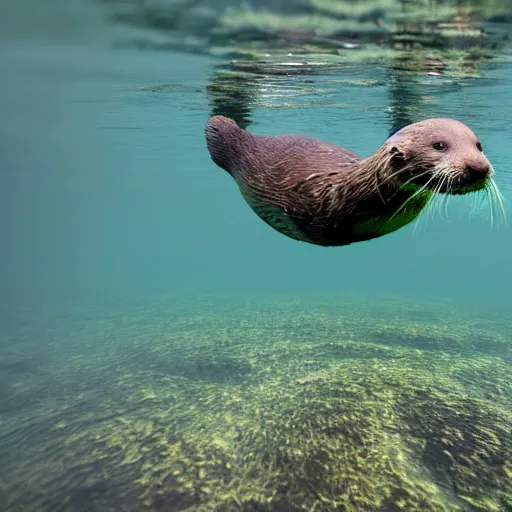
0, 295, 510, 511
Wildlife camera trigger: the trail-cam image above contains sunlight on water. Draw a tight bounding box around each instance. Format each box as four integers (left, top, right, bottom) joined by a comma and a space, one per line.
1, 2, 511, 511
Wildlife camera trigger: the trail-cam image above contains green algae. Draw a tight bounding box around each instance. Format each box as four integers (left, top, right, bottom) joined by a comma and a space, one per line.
0, 295, 510, 511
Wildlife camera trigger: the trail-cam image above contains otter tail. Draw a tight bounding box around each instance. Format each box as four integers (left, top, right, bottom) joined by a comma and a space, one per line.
205, 115, 245, 174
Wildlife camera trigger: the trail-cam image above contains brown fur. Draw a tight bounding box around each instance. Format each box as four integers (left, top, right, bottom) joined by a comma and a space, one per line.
205, 115, 492, 246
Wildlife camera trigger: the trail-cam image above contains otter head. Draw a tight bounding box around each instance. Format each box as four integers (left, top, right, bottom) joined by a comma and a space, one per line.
385, 118, 493, 195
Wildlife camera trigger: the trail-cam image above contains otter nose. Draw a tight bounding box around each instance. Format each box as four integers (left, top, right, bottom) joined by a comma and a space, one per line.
466, 163, 491, 181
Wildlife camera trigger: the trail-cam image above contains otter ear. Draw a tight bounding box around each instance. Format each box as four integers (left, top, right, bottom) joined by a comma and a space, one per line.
389, 145, 408, 169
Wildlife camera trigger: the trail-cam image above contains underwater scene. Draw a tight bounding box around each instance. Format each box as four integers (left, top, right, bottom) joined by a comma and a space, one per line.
1, 1, 511, 511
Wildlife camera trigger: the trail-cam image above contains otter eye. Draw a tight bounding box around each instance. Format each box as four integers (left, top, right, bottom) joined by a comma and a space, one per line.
433, 141, 447, 151
476, 141, 483, 152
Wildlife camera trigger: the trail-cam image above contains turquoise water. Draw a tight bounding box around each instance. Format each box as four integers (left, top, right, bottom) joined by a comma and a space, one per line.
1, 15, 512, 512
2, 43, 512, 309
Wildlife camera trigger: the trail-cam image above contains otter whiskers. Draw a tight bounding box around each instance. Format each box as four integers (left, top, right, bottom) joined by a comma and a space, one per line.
431, 173, 451, 223
410, 178, 448, 235
389, 172, 438, 222
407, 166, 452, 234
488, 176, 507, 226
416, 173, 506, 234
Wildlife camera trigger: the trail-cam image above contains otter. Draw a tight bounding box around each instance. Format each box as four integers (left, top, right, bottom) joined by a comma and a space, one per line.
205, 115, 499, 247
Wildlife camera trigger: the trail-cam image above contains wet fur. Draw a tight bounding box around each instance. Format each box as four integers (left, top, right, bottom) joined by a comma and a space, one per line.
205, 115, 492, 247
